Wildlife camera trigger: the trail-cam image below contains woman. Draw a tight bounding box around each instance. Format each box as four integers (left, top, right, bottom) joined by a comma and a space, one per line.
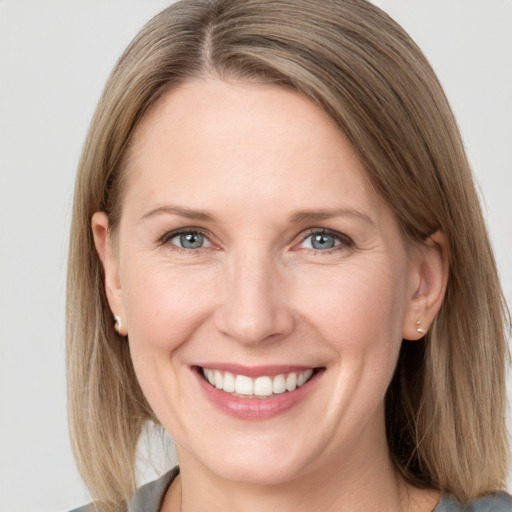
67, 0, 511, 511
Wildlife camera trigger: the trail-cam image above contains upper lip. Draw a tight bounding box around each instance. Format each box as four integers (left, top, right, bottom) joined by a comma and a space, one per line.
194, 363, 320, 378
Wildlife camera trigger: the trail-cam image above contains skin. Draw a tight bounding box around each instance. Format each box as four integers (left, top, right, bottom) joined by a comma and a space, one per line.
93, 79, 448, 512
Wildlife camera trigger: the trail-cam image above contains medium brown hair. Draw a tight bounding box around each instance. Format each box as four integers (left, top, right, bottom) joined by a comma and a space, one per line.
67, 0, 510, 509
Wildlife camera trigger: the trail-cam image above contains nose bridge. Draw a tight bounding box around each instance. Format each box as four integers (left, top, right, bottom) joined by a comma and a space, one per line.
215, 246, 294, 345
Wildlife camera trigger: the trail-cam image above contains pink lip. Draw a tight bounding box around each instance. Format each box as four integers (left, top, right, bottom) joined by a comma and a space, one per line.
197, 362, 314, 378
193, 365, 324, 420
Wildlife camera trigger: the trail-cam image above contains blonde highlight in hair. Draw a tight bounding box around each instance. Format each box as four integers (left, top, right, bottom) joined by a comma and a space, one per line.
67, 0, 510, 508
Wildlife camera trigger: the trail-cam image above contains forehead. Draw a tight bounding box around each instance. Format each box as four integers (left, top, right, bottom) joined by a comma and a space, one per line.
122, 79, 389, 222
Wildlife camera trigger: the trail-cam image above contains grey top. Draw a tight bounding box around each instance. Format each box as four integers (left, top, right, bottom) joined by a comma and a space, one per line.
69, 468, 512, 511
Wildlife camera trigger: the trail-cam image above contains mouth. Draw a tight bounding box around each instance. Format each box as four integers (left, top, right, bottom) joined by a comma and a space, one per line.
193, 364, 324, 419
199, 367, 316, 398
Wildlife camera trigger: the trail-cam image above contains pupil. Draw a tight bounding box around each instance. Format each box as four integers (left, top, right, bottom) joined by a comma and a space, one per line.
312, 233, 334, 250
180, 233, 203, 249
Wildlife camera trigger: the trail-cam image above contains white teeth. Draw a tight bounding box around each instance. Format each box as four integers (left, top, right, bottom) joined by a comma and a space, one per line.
235, 375, 253, 395
202, 368, 315, 397
214, 370, 223, 389
254, 376, 273, 397
285, 372, 297, 391
297, 369, 313, 387
206, 369, 215, 386
273, 374, 286, 394
223, 371, 235, 392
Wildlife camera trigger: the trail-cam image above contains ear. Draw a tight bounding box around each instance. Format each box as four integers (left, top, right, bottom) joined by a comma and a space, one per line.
402, 231, 449, 340
91, 211, 127, 335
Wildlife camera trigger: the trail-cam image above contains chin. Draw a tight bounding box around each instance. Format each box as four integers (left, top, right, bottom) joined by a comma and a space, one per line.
211, 457, 305, 486
181, 433, 313, 486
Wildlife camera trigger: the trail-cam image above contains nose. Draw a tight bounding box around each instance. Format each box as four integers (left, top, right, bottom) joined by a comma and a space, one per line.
214, 251, 295, 346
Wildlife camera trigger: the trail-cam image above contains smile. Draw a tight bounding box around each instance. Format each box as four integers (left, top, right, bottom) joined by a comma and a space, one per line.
201, 367, 315, 398
194, 364, 324, 419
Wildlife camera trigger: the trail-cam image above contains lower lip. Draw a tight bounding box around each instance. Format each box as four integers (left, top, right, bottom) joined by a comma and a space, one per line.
194, 368, 324, 420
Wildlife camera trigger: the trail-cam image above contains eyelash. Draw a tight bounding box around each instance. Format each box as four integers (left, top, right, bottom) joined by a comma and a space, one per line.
160, 228, 212, 253
299, 228, 355, 253
159, 228, 355, 253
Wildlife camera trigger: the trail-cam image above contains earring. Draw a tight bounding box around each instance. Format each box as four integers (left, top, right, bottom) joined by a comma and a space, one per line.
114, 315, 125, 335
416, 320, 425, 334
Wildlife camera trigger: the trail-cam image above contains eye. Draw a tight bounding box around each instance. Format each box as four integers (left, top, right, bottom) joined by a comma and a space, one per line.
163, 230, 212, 250
299, 230, 353, 251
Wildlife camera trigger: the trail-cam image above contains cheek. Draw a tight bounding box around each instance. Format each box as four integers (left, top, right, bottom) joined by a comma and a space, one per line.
291, 258, 408, 356
121, 256, 219, 353
120, 258, 221, 424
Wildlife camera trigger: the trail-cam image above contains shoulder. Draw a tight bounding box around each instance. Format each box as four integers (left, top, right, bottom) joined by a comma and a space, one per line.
436, 492, 512, 511
67, 467, 179, 512
127, 467, 179, 511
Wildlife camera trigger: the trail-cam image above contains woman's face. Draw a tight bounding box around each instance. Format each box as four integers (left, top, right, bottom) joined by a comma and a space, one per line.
95, 79, 429, 485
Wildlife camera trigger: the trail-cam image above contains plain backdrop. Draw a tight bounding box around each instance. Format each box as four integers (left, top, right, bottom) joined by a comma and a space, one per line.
0, 1, 511, 511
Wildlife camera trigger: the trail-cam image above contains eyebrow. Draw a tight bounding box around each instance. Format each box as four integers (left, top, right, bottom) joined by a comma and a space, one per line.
139, 204, 218, 223
289, 208, 375, 225
140, 204, 374, 226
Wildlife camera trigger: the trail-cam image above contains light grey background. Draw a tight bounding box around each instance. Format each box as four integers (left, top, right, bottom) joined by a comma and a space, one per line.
0, 1, 511, 511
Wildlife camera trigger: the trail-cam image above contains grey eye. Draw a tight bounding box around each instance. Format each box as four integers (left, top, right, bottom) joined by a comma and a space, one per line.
301, 232, 341, 250
169, 232, 210, 249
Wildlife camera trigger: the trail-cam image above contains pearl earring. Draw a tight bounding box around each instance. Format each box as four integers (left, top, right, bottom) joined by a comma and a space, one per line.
416, 320, 425, 334
114, 315, 125, 335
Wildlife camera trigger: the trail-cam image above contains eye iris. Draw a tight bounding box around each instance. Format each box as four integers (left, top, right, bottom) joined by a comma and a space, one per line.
180, 232, 204, 249
311, 233, 335, 250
